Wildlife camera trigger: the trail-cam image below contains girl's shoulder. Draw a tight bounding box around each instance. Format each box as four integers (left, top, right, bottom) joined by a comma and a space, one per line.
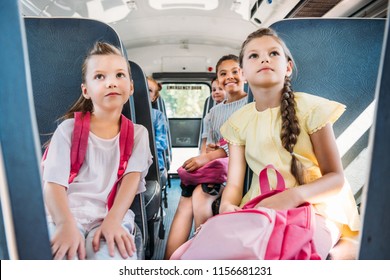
227, 102, 256, 124
208, 99, 226, 114
133, 123, 149, 137
294, 92, 346, 132
295, 92, 343, 108
56, 118, 75, 135
295, 92, 345, 113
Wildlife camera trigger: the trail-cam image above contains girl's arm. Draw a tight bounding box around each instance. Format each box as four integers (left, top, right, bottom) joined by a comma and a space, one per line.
257, 123, 345, 210
219, 144, 247, 213
298, 123, 345, 202
44, 182, 86, 260
92, 172, 141, 259
182, 147, 227, 172
200, 137, 207, 154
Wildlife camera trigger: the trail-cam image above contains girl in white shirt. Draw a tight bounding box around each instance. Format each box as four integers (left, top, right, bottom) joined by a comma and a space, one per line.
42, 42, 152, 260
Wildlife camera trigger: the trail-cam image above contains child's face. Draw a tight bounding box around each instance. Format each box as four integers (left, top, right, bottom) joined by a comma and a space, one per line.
217, 60, 244, 94
147, 79, 159, 102
81, 54, 133, 113
241, 36, 292, 89
211, 80, 226, 104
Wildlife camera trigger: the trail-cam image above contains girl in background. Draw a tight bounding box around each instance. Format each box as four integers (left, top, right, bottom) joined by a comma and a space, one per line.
200, 77, 227, 154
165, 54, 247, 259
147, 76, 168, 172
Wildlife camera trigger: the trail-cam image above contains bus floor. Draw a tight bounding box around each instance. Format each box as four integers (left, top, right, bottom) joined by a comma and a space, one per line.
151, 177, 196, 260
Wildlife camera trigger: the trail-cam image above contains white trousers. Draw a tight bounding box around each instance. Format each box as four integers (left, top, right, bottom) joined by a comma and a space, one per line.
48, 221, 138, 260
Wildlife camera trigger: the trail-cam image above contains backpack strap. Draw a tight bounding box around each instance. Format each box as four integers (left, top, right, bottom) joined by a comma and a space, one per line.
68, 112, 90, 184
43, 112, 134, 210
41, 112, 90, 184
259, 164, 285, 194
107, 114, 134, 210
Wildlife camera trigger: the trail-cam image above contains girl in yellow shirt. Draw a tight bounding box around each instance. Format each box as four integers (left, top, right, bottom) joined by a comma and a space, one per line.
220, 28, 360, 259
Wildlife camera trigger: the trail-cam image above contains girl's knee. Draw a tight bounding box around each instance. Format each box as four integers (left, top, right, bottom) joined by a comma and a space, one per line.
192, 184, 204, 199
85, 237, 138, 260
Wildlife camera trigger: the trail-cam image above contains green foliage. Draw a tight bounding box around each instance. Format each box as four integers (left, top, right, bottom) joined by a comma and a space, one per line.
160, 84, 210, 118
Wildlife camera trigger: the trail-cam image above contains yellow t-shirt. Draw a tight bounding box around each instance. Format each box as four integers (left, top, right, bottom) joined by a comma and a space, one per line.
220, 92, 360, 232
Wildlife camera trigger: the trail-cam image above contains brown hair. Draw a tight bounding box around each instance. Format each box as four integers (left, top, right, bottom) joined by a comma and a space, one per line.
63, 41, 131, 120
43, 42, 129, 148
240, 28, 304, 185
147, 76, 162, 102
215, 54, 239, 74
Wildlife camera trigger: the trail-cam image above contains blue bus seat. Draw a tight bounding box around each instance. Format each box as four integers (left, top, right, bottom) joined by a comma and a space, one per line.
152, 95, 172, 207
0, 2, 51, 259
24, 17, 147, 259
199, 96, 214, 148
237, 17, 385, 260
266, 18, 386, 259
359, 9, 390, 259
128, 60, 164, 258
156, 96, 172, 171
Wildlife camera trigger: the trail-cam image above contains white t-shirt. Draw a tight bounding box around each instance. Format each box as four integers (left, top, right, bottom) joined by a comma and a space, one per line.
42, 118, 152, 231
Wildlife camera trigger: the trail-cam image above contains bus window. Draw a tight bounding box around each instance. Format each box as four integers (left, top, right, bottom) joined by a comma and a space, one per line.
160, 83, 210, 118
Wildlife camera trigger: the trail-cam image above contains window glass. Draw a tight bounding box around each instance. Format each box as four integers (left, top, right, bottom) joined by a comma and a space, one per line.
160, 83, 210, 118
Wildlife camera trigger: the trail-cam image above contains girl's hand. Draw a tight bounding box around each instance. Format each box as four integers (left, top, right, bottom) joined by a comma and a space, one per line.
206, 143, 220, 153
182, 154, 209, 172
92, 217, 135, 259
51, 221, 85, 260
219, 203, 241, 214
255, 189, 301, 210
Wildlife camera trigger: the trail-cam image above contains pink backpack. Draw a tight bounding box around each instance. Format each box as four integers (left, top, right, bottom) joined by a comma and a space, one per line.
42, 111, 134, 210
177, 138, 229, 186
177, 157, 228, 186
170, 164, 321, 260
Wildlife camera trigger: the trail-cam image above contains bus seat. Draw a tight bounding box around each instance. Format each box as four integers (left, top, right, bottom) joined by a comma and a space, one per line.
359, 9, 390, 260
0, 3, 52, 259
267, 18, 386, 259
152, 96, 172, 198
157, 96, 172, 170
152, 95, 173, 208
270, 18, 385, 185
199, 96, 212, 154
155, 96, 172, 207
128, 60, 164, 258
24, 17, 147, 259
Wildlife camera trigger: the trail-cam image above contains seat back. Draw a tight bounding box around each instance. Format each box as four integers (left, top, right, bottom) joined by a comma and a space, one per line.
154, 96, 172, 170
24, 17, 146, 257
158, 97, 172, 167
270, 18, 385, 169
0, 3, 51, 259
359, 13, 390, 259
129, 61, 160, 183
128, 60, 163, 258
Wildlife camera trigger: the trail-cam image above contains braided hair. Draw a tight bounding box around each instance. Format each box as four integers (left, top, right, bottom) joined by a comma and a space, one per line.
280, 76, 304, 185
240, 28, 304, 185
